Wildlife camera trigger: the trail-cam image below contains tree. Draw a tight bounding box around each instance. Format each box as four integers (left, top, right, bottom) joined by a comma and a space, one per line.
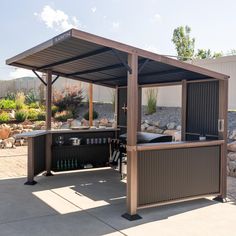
195, 49, 222, 59
172, 25, 195, 61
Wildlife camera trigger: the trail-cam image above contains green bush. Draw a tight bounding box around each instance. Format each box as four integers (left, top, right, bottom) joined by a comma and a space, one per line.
28, 109, 39, 121
53, 85, 84, 116
29, 102, 40, 109
52, 105, 59, 117
15, 110, 28, 122
0, 112, 10, 123
83, 110, 98, 121
15, 92, 25, 110
25, 90, 38, 104
37, 112, 46, 121
5, 92, 16, 101
55, 110, 73, 122
0, 99, 16, 109
146, 88, 158, 115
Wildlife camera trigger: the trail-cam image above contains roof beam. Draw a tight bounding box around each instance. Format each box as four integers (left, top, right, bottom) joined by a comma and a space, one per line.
37, 47, 112, 70
97, 68, 184, 83
67, 58, 147, 77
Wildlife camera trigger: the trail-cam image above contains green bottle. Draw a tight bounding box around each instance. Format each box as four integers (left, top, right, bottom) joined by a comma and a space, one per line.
64, 160, 67, 170
60, 160, 64, 170
57, 161, 60, 170
71, 159, 74, 169
75, 159, 78, 169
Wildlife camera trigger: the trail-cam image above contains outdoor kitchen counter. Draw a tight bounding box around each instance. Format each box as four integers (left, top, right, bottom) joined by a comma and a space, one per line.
16, 128, 119, 138
20, 128, 118, 185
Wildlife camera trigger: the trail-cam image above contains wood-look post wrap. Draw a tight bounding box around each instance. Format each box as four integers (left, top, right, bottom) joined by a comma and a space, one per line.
114, 86, 118, 129
218, 79, 228, 199
89, 83, 93, 127
126, 53, 138, 216
181, 80, 187, 141
46, 70, 52, 130
137, 87, 142, 131
25, 137, 35, 184
45, 133, 52, 175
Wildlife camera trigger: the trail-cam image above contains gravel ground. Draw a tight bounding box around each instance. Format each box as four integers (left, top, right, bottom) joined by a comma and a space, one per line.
0, 146, 27, 178
86, 104, 235, 132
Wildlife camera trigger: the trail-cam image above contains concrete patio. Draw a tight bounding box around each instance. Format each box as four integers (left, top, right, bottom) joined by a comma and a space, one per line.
0, 147, 236, 236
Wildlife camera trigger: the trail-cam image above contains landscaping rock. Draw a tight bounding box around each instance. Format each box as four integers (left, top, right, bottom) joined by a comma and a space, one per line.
70, 119, 81, 128
176, 125, 181, 131
167, 122, 176, 130
228, 161, 236, 172
0, 127, 11, 140
146, 126, 156, 133
9, 110, 15, 119
228, 141, 236, 152
229, 129, 236, 140
99, 118, 109, 126
153, 128, 164, 134
228, 152, 236, 161
0, 137, 16, 149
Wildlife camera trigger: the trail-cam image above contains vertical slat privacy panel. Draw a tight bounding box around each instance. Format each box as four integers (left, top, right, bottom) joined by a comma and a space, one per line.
33, 135, 46, 176
186, 81, 219, 140
137, 146, 220, 207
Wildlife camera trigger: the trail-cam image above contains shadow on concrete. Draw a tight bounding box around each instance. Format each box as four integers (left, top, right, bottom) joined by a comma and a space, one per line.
0, 168, 233, 236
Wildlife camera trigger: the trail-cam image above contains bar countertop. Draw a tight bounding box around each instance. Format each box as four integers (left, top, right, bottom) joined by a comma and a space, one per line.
16, 128, 119, 138
136, 139, 225, 151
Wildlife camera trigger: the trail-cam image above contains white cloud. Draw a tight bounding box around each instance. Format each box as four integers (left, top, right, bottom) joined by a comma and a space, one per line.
9, 68, 36, 79
34, 5, 84, 32
112, 21, 120, 29
91, 7, 97, 13
151, 13, 161, 23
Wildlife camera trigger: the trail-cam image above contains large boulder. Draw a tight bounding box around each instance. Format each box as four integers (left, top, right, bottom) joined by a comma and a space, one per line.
0, 127, 11, 140
228, 141, 236, 152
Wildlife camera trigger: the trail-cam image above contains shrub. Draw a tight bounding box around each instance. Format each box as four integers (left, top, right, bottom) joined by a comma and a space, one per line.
52, 105, 59, 117
0, 112, 10, 123
29, 102, 40, 109
15, 92, 25, 110
28, 109, 39, 121
25, 90, 38, 104
55, 110, 73, 122
37, 112, 46, 121
5, 92, 16, 101
83, 110, 98, 121
0, 99, 16, 109
53, 85, 84, 116
146, 88, 158, 115
15, 110, 28, 122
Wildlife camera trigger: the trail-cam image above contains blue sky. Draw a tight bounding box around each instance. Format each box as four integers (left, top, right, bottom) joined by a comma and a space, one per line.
1, 0, 236, 80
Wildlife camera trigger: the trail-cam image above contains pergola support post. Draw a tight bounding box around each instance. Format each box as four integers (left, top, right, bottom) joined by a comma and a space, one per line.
122, 53, 142, 221
89, 83, 93, 127
214, 79, 228, 202
45, 70, 53, 176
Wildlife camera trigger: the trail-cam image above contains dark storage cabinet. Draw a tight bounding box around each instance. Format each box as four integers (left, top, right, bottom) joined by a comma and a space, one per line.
51, 130, 115, 172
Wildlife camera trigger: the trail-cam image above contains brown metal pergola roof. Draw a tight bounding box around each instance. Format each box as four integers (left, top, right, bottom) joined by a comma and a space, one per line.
6, 28, 229, 87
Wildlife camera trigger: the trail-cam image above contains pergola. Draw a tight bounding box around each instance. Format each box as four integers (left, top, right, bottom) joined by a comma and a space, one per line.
6, 29, 229, 220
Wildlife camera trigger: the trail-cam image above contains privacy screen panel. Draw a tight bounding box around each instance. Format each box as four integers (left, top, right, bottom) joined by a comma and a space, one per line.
186, 81, 219, 139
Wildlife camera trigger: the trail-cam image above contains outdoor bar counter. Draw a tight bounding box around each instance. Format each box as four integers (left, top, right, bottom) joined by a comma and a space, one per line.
136, 140, 224, 209
7, 29, 229, 220
18, 128, 118, 185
